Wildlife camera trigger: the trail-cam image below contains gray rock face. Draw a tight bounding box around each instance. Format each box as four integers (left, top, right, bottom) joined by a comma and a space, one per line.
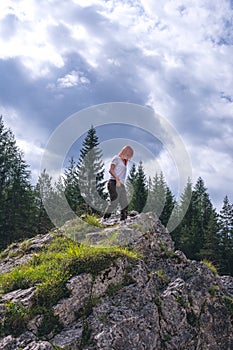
0, 212, 233, 350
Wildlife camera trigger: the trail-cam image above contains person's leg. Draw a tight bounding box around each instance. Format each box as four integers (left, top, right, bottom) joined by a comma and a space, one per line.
103, 180, 118, 219
118, 184, 128, 220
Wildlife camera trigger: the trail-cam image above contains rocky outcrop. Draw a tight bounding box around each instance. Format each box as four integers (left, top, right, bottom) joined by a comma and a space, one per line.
0, 212, 233, 349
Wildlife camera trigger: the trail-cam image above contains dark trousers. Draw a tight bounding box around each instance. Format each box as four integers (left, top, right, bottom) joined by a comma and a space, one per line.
104, 180, 128, 220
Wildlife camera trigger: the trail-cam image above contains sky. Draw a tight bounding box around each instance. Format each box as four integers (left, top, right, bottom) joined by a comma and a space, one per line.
0, 0, 233, 212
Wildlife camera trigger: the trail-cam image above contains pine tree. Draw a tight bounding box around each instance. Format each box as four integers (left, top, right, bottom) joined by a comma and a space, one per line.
77, 125, 107, 214
173, 177, 216, 260
160, 186, 176, 227
126, 163, 137, 210
218, 196, 233, 274
64, 157, 84, 214
54, 176, 75, 225
130, 161, 148, 212
170, 178, 193, 253
200, 210, 220, 265
0, 116, 37, 250
168, 201, 181, 240
179, 177, 193, 226
151, 172, 167, 217
191, 177, 214, 258
143, 176, 153, 212
34, 170, 54, 234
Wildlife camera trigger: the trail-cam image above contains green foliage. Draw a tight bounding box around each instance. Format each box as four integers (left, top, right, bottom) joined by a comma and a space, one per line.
104, 273, 135, 297
0, 301, 30, 337
37, 309, 63, 337
80, 321, 92, 349
75, 296, 101, 320
160, 186, 176, 227
170, 177, 233, 276
0, 236, 139, 296
61, 217, 102, 242
0, 301, 63, 339
175, 294, 188, 308
0, 235, 139, 338
126, 163, 137, 200
34, 169, 54, 234
52, 346, 63, 350
83, 214, 104, 227
224, 296, 233, 316
218, 196, 233, 275
202, 259, 218, 276
129, 161, 148, 212
154, 269, 170, 285
105, 283, 123, 296
0, 116, 38, 251
144, 172, 166, 216
187, 310, 199, 327
208, 285, 219, 297
76, 125, 107, 214
64, 157, 83, 214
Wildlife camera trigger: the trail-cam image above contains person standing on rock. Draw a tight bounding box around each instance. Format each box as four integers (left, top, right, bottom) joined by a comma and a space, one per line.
101, 145, 134, 223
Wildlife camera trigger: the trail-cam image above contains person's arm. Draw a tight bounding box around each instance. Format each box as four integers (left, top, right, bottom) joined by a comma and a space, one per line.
109, 164, 121, 187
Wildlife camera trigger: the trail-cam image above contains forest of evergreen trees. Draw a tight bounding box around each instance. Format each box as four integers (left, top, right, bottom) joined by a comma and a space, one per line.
0, 116, 232, 276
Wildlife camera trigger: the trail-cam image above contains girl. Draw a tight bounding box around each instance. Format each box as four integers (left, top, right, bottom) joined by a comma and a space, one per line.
102, 145, 134, 222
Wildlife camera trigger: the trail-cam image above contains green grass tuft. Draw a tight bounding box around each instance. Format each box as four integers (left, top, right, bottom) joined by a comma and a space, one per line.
83, 214, 104, 228
202, 259, 218, 276
0, 235, 139, 338
0, 236, 139, 299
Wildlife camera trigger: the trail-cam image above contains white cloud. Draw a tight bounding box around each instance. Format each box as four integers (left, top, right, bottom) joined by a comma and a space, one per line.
56, 70, 90, 88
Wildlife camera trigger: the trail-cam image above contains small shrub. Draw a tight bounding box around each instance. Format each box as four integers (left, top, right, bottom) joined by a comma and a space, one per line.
83, 214, 104, 227
32, 280, 70, 308
1, 302, 30, 337
208, 285, 219, 297
163, 333, 172, 342
98, 314, 107, 322
37, 309, 63, 337
202, 259, 218, 276
154, 296, 162, 313
80, 321, 92, 349
52, 345, 63, 350
224, 296, 233, 316
187, 310, 199, 327
106, 283, 123, 296
75, 296, 101, 320
155, 269, 169, 284
175, 294, 188, 308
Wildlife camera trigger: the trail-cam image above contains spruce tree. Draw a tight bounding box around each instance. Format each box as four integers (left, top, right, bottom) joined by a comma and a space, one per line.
77, 125, 107, 214
191, 177, 214, 258
200, 210, 220, 265
170, 178, 193, 253
64, 157, 84, 214
54, 176, 75, 225
34, 170, 54, 234
179, 177, 193, 226
130, 161, 148, 212
151, 172, 167, 217
160, 186, 176, 227
218, 196, 233, 274
173, 177, 216, 260
143, 176, 153, 212
126, 163, 137, 209
168, 201, 181, 239
0, 116, 36, 250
